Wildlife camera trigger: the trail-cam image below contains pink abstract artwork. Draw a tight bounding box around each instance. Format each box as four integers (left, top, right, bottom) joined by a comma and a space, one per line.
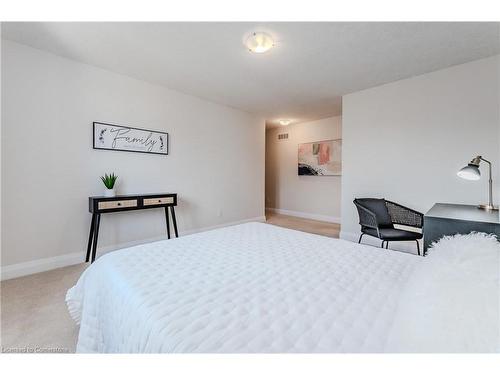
318, 143, 330, 165
298, 139, 341, 176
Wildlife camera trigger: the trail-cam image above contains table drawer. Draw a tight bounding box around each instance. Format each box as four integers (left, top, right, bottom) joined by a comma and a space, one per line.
98, 199, 138, 210
143, 196, 174, 206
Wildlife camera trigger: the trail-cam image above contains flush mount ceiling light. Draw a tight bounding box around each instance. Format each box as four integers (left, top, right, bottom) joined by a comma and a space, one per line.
245, 32, 274, 53
279, 119, 291, 126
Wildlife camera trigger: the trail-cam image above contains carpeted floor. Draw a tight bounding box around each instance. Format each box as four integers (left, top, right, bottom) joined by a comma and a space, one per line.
0, 214, 340, 353
1, 263, 87, 353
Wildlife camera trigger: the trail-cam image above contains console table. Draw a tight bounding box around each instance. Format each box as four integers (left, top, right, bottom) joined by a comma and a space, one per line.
86, 193, 178, 263
423, 203, 500, 254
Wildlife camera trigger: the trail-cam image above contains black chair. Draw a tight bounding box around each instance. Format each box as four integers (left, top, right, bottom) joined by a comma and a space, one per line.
353, 198, 423, 256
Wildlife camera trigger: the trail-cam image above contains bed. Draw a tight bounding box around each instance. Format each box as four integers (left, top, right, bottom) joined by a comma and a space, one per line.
66, 222, 499, 353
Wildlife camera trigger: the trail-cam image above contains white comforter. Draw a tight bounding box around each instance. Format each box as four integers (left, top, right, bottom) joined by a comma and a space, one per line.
67, 222, 420, 353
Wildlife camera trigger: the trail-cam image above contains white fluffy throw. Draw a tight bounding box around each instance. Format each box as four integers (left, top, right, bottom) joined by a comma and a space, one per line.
385, 232, 500, 353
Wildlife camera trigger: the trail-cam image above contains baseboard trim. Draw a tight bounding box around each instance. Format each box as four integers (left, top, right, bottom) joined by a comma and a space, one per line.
266, 207, 340, 224
0, 215, 266, 281
180, 216, 267, 236
0, 252, 84, 282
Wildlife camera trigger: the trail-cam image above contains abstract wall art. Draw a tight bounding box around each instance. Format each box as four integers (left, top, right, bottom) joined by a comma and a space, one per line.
298, 139, 342, 176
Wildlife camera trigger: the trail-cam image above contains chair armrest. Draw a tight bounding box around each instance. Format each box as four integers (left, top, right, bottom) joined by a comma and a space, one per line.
353, 201, 379, 230
385, 200, 423, 228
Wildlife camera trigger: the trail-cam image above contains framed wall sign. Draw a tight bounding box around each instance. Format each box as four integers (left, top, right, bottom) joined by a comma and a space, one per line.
93, 122, 168, 155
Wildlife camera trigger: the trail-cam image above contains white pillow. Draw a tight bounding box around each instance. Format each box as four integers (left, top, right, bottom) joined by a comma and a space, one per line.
385, 232, 500, 353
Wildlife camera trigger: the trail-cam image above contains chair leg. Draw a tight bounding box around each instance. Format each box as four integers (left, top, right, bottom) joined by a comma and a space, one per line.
381, 241, 385, 248
385, 241, 389, 249
416, 240, 421, 256
358, 233, 364, 244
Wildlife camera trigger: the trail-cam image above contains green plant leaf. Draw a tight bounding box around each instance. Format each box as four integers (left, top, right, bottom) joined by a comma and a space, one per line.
101, 172, 117, 189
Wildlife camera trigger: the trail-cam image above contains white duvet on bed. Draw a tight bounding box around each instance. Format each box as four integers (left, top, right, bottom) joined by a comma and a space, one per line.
67, 222, 421, 353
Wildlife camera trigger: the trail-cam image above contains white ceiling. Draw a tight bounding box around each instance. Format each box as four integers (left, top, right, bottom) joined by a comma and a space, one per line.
2, 22, 499, 127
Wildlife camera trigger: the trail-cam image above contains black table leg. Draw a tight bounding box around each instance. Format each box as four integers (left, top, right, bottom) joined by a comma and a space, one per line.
170, 206, 178, 238
91, 214, 101, 263
85, 214, 96, 262
165, 206, 171, 239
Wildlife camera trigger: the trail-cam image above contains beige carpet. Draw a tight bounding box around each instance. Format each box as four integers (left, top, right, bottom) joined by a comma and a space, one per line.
1, 214, 339, 353
1, 263, 87, 353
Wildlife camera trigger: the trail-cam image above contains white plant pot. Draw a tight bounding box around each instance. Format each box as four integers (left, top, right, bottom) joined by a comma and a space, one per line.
104, 188, 116, 197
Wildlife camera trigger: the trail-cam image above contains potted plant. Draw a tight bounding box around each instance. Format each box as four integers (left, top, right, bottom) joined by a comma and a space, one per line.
101, 173, 118, 197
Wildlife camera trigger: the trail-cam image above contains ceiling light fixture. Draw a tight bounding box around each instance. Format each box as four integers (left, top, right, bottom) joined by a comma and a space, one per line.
279, 120, 291, 126
245, 32, 274, 53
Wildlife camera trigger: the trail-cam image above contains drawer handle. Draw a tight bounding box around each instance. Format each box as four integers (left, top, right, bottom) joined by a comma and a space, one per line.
117, 202, 121, 206
158, 199, 162, 202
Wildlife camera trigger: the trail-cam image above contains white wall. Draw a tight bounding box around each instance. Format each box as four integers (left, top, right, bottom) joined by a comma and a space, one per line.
1, 40, 265, 276
341, 56, 500, 251
265, 116, 342, 222
498, 56, 500, 221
